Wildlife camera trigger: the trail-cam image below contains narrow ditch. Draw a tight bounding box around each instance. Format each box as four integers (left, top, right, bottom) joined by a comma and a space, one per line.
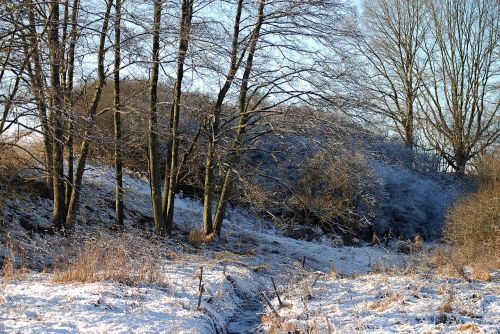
224, 275, 266, 334
226, 296, 264, 334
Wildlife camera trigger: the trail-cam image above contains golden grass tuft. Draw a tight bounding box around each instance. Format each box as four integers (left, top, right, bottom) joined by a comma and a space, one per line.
457, 323, 481, 333
369, 292, 402, 312
188, 229, 214, 246
438, 288, 455, 315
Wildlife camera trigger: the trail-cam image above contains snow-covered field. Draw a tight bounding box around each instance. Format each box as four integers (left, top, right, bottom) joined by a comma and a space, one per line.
0, 166, 498, 333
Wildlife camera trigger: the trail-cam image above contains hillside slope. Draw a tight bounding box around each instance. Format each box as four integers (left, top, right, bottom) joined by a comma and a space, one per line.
0, 165, 497, 333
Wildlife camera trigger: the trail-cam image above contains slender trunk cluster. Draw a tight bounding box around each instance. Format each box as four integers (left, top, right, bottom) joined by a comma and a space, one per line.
8, 0, 495, 239
63, 0, 79, 216
162, 0, 195, 234
24, 1, 53, 187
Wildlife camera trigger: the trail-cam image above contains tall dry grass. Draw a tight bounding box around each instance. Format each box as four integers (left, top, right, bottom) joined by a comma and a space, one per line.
1, 238, 28, 282
53, 231, 168, 286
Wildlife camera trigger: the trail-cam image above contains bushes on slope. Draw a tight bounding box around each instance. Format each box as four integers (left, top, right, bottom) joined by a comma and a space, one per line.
443, 152, 500, 279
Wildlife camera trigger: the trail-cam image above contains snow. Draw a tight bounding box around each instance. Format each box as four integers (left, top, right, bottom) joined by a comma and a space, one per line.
0, 165, 498, 333
1, 276, 204, 333
370, 160, 465, 240
265, 273, 500, 333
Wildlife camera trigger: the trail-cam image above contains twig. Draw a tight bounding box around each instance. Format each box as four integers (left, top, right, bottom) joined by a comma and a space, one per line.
311, 273, 322, 288
261, 292, 280, 319
198, 266, 203, 292
197, 283, 204, 309
326, 315, 333, 334
271, 277, 283, 307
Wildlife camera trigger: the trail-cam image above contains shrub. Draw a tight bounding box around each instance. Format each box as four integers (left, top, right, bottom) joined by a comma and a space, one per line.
443, 151, 500, 279
290, 150, 378, 238
0, 140, 50, 199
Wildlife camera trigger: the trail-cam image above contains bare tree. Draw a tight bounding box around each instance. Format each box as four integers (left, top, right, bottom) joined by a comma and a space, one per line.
202, 0, 244, 235
62, 0, 80, 211
47, 0, 67, 229
202, 0, 355, 236
23, 0, 53, 187
360, 0, 428, 148
163, 0, 194, 233
65, 0, 114, 228
419, 0, 500, 174
212, 0, 266, 236
0, 9, 27, 139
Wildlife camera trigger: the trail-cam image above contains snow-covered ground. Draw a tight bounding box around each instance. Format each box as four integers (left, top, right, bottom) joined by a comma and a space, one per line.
264, 273, 499, 333
0, 165, 498, 333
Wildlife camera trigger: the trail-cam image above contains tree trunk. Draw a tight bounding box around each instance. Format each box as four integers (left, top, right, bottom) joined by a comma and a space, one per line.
149, 0, 166, 236
47, 0, 66, 230
27, 3, 53, 189
114, 0, 124, 226
404, 93, 414, 148
454, 149, 467, 175
23, 11, 53, 188
164, 0, 194, 233
64, 0, 79, 211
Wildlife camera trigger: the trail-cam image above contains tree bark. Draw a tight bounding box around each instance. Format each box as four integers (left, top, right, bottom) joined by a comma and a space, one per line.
28, 4, 53, 189
63, 0, 79, 212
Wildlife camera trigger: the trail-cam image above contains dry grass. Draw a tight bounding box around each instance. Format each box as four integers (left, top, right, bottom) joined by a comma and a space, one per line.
369, 292, 402, 312
415, 234, 423, 251
1, 239, 28, 282
260, 313, 283, 334
438, 299, 453, 314
261, 314, 322, 334
251, 263, 270, 272
0, 141, 44, 175
457, 323, 481, 333
52, 231, 168, 286
1, 239, 16, 281
437, 287, 455, 317
396, 235, 424, 254
291, 150, 378, 235
187, 229, 214, 246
